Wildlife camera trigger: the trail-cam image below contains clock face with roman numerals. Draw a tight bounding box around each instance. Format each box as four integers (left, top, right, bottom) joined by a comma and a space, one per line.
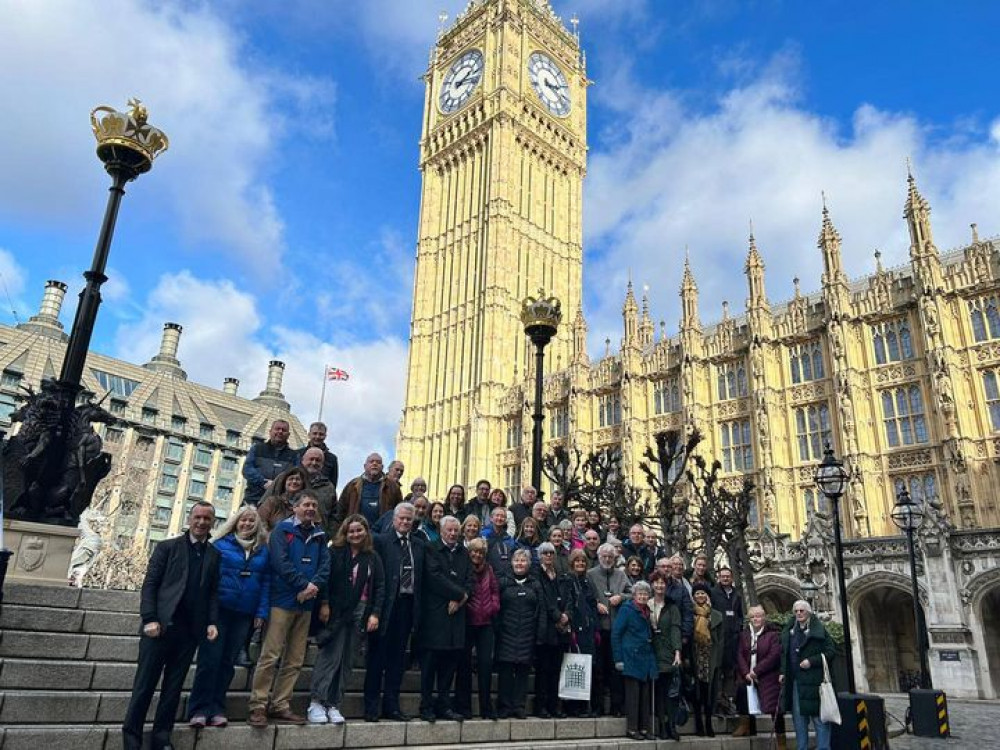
528, 52, 571, 117
439, 49, 484, 114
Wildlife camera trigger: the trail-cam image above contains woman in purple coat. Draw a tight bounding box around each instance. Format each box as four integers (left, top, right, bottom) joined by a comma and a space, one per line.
734, 605, 785, 745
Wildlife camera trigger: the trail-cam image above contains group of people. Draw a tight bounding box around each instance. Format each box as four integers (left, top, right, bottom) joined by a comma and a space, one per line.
122, 419, 837, 750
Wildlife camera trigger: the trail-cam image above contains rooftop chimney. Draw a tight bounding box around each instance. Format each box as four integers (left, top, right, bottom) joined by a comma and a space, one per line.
223, 377, 239, 395
143, 322, 187, 379
254, 359, 289, 409
19, 280, 69, 339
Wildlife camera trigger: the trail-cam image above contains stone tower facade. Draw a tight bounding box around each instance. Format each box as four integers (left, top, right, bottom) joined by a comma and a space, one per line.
398, 0, 586, 493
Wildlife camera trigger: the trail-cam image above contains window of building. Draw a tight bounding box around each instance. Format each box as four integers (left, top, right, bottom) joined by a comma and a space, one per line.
795, 403, 832, 462
598, 393, 622, 427
1, 369, 22, 388
188, 468, 207, 499
193, 445, 213, 467
165, 438, 184, 462
653, 377, 681, 414
881, 385, 928, 447
153, 506, 172, 523
790, 341, 825, 384
215, 485, 233, 503
90, 369, 141, 398
225, 429, 241, 446
717, 361, 749, 401
969, 294, 1000, 342
199, 423, 214, 439
893, 473, 939, 506
141, 407, 158, 425
109, 399, 127, 416
803, 487, 830, 515
0, 392, 17, 423
548, 404, 569, 439
872, 318, 913, 364
104, 427, 124, 444
159, 463, 180, 493
720, 419, 753, 472
171, 415, 187, 431
748, 496, 760, 528
983, 369, 1000, 431
504, 464, 522, 503
220, 455, 238, 476
505, 420, 522, 449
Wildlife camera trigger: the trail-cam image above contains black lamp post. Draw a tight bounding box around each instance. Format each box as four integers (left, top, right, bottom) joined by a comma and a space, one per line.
815, 444, 856, 694
892, 488, 931, 690
520, 290, 562, 494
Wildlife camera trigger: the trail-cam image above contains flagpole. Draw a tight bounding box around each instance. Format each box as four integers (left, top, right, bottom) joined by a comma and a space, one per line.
318, 365, 328, 423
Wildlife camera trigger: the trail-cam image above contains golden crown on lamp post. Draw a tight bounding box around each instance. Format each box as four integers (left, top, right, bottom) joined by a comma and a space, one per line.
90, 98, 169, 180
520, 288, 562, 342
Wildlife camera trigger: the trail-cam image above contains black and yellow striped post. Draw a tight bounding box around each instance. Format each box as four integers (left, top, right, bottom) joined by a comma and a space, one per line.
856, 698, 872, 750
832, 693, 889, 750
910, 689, 950, 738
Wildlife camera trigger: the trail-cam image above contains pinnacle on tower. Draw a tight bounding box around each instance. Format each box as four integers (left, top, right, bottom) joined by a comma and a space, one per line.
572, 303, 588, 363
745, 228, 768, 307
904, 161, 937, 255
680, 251, 701, 333
818, 193, 846, 285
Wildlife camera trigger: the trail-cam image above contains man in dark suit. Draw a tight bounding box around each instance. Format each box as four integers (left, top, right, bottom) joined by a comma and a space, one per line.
365, 501, 425, 721
418, 514, 472, 722
122, 502, 220, 750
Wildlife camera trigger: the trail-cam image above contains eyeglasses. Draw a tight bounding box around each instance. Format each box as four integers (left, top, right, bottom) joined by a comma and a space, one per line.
541, 550, 555, 555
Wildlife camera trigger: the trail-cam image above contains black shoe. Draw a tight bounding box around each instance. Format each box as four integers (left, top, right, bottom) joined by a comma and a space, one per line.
536, 709, 551, 719
483, 711, 498, 721
438, 709, 464, 722
552, 711, 566, 719
384, 711, 411, 722
364, 714, 379, 723
420, 712, 436, 723
513, 709, 526, 719
496, 710, 510, 720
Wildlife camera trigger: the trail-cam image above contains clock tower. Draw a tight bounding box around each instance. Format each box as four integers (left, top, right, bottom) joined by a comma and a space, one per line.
397, 0, 587, 494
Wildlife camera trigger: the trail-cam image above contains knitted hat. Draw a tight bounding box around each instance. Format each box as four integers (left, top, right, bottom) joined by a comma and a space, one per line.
691, 582, 712, 595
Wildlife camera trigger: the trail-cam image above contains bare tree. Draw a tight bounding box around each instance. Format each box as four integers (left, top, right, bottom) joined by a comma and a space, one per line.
545, 446, 649, 527
638, 428, 702, 555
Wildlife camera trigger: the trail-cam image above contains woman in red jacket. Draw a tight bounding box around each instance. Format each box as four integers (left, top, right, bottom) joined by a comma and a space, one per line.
454, 537, 501, 719
735, 605, 785, 745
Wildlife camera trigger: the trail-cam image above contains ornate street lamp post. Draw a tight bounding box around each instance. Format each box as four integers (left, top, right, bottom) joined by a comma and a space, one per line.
1, 99, 167, 602
892, 488, 931, 690
814, 444, 856, 693
520, 290, 562, 494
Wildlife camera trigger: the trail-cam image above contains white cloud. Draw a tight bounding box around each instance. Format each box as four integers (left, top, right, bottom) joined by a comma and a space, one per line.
113, 271, 407, 478
0, 248, 29, 326
0, 0, 335, 277
582, 56, 1000, 351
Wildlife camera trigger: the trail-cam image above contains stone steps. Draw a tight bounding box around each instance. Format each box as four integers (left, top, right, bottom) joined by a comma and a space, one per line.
0, 720, 784, 750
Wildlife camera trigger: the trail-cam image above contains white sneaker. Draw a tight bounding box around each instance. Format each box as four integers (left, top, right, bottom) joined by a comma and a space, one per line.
327, 706, 345, 724
307, 701, 329, 724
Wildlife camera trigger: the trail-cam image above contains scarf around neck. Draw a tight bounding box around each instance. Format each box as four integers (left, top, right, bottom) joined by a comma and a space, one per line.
693, 600, 712, 646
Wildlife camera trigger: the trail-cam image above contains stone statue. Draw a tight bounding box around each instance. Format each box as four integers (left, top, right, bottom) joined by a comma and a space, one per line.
3, 380, 116, 526
69, 507, 106, 587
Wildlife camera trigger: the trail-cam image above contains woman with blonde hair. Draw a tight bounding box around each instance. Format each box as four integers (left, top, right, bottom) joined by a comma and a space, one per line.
461, 514, 482, 545
187, 506, 270, 728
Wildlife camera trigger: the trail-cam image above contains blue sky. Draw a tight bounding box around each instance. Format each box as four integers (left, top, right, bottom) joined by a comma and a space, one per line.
2, 0, 999, 483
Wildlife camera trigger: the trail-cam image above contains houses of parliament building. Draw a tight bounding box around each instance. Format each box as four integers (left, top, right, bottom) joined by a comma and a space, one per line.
396, 0, 1000, 541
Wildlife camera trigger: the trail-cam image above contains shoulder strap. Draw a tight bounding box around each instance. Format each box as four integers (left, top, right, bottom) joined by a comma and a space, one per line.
821, 653, 832, 683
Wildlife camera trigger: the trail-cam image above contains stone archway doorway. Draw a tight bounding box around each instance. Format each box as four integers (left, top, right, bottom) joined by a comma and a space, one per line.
980, 587, 1000, 697
759, 588, 797, 616
857, 586, 922, 692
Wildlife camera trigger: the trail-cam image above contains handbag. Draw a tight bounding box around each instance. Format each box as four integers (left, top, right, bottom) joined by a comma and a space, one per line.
746, 683, 762, 715
557, 651, 593, 701
819, 654, 842, 725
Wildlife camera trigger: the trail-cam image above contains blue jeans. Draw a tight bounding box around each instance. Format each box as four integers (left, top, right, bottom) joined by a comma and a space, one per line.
792, 686, 831, 750
187, 607, 253, 718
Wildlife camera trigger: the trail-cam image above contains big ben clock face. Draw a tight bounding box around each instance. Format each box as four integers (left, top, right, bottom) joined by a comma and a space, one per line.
528, 52, 571, 117
439, 49, 484, 114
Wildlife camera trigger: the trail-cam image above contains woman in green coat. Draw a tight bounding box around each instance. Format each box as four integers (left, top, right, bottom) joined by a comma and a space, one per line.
779, 600, 836, 750
690, 582, 724, 736
650, 572, 682, 741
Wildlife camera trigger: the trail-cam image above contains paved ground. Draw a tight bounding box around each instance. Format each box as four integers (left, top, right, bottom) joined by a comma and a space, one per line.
882, 695, 1000, 749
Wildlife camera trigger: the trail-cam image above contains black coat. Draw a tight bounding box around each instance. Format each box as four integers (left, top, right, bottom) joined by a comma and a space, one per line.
419, 541, 473, 650
710, 584, 745, 669
323, 546, 384, 624
373, 528, 426, 636
139, 534, 220, 635
496, 574, 542, 664
567, 572, 599, 655
536, 569, 572, 646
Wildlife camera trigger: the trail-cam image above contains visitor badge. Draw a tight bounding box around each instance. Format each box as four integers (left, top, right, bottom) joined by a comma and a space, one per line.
301, 556, 312, 563
240, 570, 252, 577
727, 610, 734, 616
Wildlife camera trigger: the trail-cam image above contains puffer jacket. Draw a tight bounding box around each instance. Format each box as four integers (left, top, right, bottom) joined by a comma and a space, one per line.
536, 569, 572, 646
496, 573, 542, 664
268, 518, 330, 611
213, 534, 270, 620
780, 615, 837, 718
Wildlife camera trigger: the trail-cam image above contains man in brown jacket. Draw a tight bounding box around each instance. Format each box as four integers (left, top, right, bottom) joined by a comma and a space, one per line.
334, 453, 402, 534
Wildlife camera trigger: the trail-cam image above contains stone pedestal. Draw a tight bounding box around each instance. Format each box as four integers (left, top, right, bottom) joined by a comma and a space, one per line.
2, 519, 80, 586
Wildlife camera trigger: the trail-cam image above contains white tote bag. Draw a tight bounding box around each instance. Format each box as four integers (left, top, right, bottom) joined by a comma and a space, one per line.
819, 654, 842, 725
746, 683, 762, 715
558, 651, 593, 701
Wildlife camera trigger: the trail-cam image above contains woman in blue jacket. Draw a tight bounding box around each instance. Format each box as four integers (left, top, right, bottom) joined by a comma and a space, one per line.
188, 506, 270, 728
612, 580, 659, 740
